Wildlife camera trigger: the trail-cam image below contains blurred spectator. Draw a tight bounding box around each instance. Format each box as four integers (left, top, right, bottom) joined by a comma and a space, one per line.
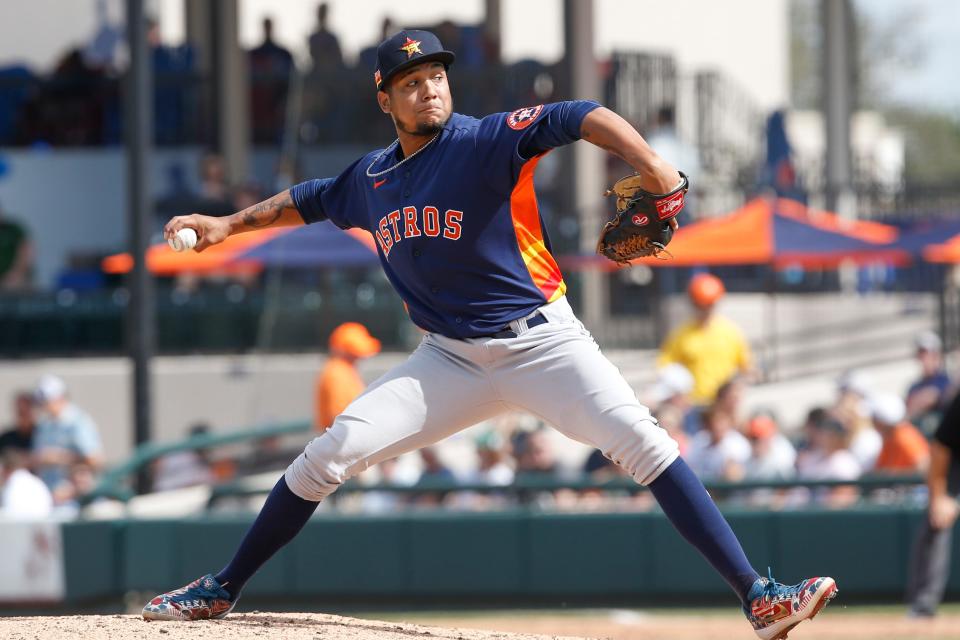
418, 446, 455, 483
760, 110, 804, 203
199, 153, 232, 205
870, 394, 929, 475
685, 405, 750, 482
580, 446, 652, 512
833, 370, 882, 470
237, 435, 300, 476
647, 363, 700, 435
358, 17, 396, 71
906, 331, 953, 435
583, 448, 620, 480
249, 17, 295, 144
0, 203, 35, 291
743, 413, 796, 481
658, 273, 753, 405
0, 65, 34, 144
31, 375, 103, 493
83, 0, 123, 72
907, 390, 960, 618
794, 406, 830, 474
308, 3, 344, 72
315, 322, 381, 432
652, 403, 688, 457
795, 415, 860, 508
52, 461, 98, 516
413, 446, 456, 506
796, 415, 860, 480
20, 47, 107, 145
153, 424, 216, 492
0, 450, 53, 519
512, 427, 566, 506
513, 428, 558, 477
159, 154, 235, 222
713, 377, 748, 429
0, 391, 37, 456
471, 431, 514, 486
148, 17, 195, 145
360, 456, 417, 513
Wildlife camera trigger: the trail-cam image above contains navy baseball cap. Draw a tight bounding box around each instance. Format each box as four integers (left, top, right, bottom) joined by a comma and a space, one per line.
374, 29, 455, 91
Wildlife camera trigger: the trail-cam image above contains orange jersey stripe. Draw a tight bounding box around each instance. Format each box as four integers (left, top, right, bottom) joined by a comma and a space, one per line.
510, 154, 566, 302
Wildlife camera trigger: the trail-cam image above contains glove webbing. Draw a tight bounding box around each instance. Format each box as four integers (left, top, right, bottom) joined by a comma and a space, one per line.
604, 234, 670, 264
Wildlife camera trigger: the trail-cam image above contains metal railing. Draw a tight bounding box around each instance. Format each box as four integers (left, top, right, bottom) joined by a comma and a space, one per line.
84, 419, 312, 503
206, 472, 925, 508
85, 413, 926, 513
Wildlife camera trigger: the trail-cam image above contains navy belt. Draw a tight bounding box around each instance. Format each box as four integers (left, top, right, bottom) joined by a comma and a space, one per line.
486, 311, 549, 339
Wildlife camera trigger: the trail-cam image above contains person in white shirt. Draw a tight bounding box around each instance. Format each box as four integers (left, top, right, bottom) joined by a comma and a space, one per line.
744, 413, 797, 481
31, 375, 104, 494
0, 450, 53, 518
833, 370, 882, 470
686, 406, 750, 482
795, 415, 861, 508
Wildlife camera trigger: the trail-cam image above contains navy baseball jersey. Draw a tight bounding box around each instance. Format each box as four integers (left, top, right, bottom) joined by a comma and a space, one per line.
292, 100, 601, 338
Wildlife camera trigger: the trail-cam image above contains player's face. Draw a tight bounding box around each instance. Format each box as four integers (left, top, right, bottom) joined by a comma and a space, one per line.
379, 62, 452, 137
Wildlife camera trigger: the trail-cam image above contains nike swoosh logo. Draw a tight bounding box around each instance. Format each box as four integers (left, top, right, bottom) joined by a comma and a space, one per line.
374, 179, 387, 189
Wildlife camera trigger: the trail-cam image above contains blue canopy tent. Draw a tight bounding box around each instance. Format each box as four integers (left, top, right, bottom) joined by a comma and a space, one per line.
238, 222, 380, 268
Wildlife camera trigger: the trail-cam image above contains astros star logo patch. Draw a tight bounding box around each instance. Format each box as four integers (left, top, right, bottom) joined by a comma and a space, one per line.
399, 37, 422, 59
507, 105, 544, 130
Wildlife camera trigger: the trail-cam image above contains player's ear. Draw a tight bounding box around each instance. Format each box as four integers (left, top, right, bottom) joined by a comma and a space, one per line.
377, 89, 391, 114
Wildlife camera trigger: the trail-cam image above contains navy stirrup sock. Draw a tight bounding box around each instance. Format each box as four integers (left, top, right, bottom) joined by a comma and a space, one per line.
648, 458, 760, 606
215, 476, 319, 598
214, 463, 759, 605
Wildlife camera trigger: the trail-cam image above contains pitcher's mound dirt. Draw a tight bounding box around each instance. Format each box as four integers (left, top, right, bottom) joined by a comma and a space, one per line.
0, 612, 591, 640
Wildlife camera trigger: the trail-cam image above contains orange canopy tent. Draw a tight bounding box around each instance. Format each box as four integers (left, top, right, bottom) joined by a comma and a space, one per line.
102, 228, 289, 276
101, 224, 379, 275
629, 197, 905, 269
925, 234, 960, 263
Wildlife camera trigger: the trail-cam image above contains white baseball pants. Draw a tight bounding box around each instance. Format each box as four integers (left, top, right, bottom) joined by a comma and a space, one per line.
285, 296, 679, 501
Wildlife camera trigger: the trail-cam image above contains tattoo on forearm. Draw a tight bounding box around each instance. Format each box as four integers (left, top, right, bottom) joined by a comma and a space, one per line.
581, 129, 623, 158
241, 192, 293, 228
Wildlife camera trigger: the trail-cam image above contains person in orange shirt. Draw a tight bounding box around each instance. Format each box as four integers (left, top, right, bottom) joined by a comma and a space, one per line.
870, 393, 930, 474
314, 323, 381, 432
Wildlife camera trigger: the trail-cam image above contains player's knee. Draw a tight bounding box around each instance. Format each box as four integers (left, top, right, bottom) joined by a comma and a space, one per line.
604, 419, 679, 486
283, 436, 349, 501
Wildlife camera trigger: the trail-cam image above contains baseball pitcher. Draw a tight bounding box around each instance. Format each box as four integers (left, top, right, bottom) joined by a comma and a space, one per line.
143, 30, 836, 640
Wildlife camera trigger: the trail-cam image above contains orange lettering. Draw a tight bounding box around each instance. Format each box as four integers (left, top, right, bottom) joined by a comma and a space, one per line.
387, 210, 402, 242
403, 206, 421, 238
443, 209, 463, 240
377, 217, 393, 254
422, 206, 440, 237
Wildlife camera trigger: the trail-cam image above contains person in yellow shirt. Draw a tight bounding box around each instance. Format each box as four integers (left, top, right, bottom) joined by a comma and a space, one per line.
314, 322, 381, 432
658, 273, 752, 405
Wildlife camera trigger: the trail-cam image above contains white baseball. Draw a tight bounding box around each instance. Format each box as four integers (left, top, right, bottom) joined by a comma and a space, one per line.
168, 227, 198, 252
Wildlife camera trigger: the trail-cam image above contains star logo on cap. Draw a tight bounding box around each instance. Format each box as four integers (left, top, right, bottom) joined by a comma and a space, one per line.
398, 37, 422, 59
